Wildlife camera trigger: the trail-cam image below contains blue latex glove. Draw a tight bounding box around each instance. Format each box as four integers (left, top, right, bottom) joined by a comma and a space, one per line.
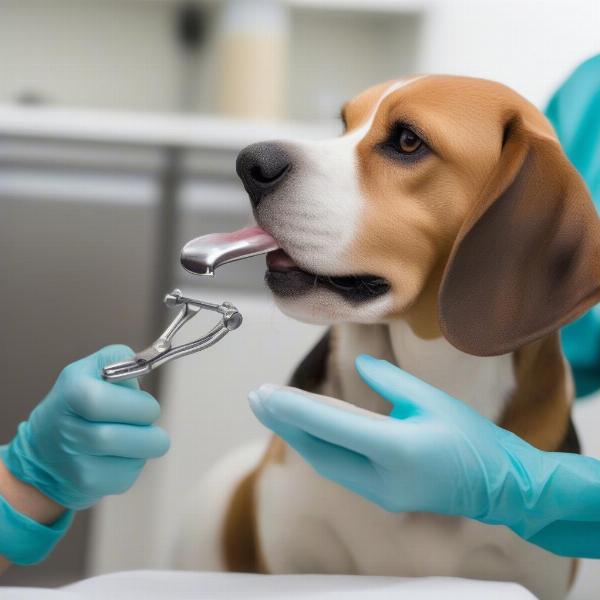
546, 55, 600, 200
1, 345, 170, 511
249, 355, 600, 558
547, 54, 600, 396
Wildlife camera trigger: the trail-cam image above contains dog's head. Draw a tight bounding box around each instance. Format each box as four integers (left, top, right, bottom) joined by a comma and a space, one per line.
237, 75, 600, 356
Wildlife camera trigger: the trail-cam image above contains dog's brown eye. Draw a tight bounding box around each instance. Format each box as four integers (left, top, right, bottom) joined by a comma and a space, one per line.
397, 128, 422, 153
380, 123, 428, 162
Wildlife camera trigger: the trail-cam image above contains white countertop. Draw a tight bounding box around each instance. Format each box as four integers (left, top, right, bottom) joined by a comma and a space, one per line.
0, 105, 337, 149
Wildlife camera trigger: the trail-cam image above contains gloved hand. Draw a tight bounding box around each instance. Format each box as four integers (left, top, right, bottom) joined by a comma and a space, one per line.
1, 346, 170, 511
249, 354, 600, 558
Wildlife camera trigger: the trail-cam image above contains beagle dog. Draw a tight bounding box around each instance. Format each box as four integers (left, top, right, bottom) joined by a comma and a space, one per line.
219, 76, 600, 600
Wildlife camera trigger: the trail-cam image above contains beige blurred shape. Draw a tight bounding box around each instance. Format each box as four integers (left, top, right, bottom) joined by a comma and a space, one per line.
216, 0, 289, 119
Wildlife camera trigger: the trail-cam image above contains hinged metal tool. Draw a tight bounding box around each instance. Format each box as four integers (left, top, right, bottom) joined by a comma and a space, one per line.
103, 227, 277, 382
102, 288, 242, 382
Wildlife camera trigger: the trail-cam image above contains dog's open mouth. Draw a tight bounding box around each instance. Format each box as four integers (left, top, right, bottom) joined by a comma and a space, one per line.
265, 249, 391, 303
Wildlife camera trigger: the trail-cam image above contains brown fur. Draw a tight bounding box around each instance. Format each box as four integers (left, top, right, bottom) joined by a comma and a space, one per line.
502, 334, 575, 452
222, 468, 260, 572
222, 436, 286, 572
439, 128, 600, 356
342, 80, 397, 130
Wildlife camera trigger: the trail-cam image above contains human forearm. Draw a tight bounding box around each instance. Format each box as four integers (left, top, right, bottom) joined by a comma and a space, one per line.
0, 457, 66, 572
0, 455, 71, 571
0, 458, 65, 525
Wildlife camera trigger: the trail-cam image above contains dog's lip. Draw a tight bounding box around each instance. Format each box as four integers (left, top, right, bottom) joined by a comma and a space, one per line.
265, 250, 392, 298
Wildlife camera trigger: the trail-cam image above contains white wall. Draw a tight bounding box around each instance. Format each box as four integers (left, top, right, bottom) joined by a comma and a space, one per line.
4, 0, 597, 117
419, 0, 600, 108
0, 0, 216, 112
0, 0, 422, 119
288, 8, 421, 119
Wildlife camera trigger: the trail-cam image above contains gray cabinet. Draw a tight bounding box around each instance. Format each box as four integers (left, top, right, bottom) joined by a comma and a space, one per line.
0, 110, 330, 584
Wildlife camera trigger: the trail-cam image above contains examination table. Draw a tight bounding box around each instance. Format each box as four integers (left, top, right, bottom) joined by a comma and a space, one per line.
2, 570, 535, 599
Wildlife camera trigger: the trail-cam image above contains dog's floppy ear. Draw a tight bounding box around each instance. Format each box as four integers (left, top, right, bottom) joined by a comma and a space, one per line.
439, 117, 600, 356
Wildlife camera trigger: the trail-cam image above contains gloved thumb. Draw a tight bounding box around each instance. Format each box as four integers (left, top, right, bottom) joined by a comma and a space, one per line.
354, 354, 433, 419
355, 355, 473, 421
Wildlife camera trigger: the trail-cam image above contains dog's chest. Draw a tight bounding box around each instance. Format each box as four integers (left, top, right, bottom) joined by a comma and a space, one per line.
254, 323, 571, 598
256, 450, 569, 599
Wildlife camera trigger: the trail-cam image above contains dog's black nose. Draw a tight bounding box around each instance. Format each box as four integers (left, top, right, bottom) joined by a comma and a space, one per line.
236, 142, 291, 208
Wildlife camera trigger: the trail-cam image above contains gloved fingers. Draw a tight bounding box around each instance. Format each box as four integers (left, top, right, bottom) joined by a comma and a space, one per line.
66, 419, 170, 458
65, 377, 160, 425
249, 392, 381, 490
355, 354, 451, 418
251, 385, 391, 461
66, 455, 147, 506
69, 345, 140, 390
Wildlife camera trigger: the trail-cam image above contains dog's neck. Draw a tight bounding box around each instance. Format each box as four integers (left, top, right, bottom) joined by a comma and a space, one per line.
330, 320, 574, 450
330, 320, 515, 422
387, 320, 515, 421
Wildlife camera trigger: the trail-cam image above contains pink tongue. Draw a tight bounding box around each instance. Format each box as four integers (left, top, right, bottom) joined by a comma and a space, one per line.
216, 226, 278, 247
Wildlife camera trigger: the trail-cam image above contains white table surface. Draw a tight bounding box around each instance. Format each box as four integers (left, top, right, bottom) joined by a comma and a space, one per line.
2, 571, 536, 600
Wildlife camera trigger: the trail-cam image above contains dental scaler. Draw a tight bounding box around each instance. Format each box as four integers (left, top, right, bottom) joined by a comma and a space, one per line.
102, 226, 279, 382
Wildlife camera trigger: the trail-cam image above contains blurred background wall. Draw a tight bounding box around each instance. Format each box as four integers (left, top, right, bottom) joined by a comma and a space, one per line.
0, 0, 599, 590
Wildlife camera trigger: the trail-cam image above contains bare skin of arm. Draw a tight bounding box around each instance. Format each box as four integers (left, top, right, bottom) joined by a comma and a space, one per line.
0, 459, 65, 573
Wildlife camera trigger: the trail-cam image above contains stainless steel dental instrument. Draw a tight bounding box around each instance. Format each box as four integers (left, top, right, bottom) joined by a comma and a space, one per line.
103, 226, 277, 381
180, 226, 279, 276
102, 289, 242, 382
